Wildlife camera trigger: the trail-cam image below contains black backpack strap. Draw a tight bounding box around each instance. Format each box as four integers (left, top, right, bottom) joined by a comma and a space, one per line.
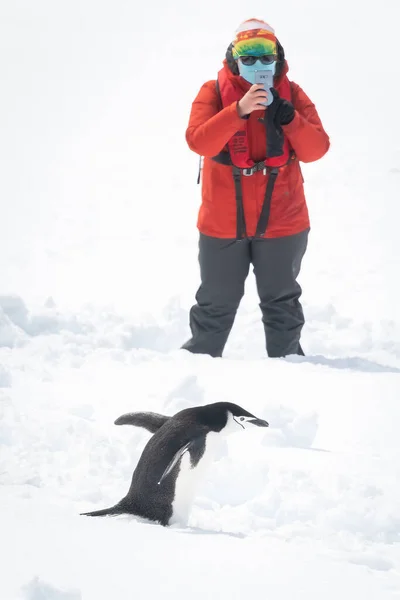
231, 166, 279, 240
254, 168, 279, 237
232, 166, 247, 240
215, 79, 222, 111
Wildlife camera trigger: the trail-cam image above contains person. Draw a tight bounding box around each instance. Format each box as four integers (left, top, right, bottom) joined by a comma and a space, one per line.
181, 18, 330, 358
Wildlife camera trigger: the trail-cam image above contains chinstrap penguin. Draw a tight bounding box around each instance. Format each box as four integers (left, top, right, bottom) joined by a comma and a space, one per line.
81, 402, 269, 526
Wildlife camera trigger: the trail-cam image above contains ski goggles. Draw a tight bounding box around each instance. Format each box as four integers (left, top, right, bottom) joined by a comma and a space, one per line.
238, 54, 277, 66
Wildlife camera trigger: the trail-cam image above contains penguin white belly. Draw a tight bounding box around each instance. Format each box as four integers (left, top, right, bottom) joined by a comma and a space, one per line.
169, 432, 222, 526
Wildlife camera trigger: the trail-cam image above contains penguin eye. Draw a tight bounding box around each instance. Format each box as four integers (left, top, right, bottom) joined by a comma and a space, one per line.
239, 417, 245, 422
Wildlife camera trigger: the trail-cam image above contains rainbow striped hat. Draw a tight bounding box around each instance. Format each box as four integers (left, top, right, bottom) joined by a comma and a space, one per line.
232, 18, 277, 58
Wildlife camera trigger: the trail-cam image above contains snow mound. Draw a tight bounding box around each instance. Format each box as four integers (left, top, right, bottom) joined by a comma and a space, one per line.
20, 578, 81, 600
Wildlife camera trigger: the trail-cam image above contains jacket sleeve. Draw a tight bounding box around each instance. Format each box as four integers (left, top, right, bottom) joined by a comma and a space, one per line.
282, 82, 330, 163
185, 80, 246, 157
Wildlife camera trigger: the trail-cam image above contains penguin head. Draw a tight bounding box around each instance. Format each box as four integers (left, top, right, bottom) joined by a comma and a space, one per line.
202, 402, 269, 435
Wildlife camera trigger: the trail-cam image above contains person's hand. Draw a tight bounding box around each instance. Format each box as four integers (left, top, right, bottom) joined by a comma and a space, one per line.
269, 88, 295, 125
237, 84, 268, 117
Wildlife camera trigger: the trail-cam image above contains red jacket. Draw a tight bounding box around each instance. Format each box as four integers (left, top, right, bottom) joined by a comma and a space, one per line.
186, 60, 330, 238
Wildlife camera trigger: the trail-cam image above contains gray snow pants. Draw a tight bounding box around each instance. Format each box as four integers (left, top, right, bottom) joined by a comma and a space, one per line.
181, 229, 309, 358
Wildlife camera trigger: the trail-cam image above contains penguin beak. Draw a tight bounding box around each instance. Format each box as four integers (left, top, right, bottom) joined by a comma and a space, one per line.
249, 417, 269, 428
232, 415, 269, 430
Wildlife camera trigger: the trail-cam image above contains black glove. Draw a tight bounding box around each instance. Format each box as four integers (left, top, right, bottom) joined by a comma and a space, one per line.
269, 88, 295, 126
261, 88, 296, 159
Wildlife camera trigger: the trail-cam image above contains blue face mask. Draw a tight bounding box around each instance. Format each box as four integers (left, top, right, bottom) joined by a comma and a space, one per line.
237, 58, 276, 85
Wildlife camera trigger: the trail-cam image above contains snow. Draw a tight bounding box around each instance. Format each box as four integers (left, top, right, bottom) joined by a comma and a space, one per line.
1, 0, 400, 598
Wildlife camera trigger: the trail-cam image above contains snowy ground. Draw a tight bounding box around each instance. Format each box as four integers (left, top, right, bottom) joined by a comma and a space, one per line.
1, 1, 400, 599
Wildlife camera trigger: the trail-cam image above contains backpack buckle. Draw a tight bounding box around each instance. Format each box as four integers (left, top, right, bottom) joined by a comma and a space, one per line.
242, 167, 255, 176
242, 162, 268, 176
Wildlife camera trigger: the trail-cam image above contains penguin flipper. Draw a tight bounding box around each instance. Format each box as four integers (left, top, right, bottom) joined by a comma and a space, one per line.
114, 411, 170, 433
158, 436, 206, 485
